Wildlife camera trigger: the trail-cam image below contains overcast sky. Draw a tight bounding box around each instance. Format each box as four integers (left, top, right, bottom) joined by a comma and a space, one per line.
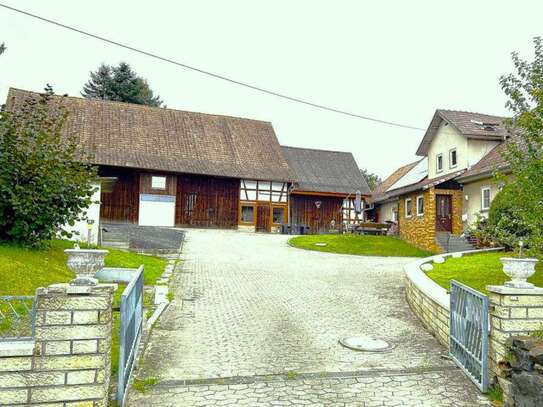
1, 1, 541, 178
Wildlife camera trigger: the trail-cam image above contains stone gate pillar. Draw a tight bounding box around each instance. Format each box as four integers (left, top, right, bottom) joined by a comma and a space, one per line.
487, 285, 543, 378
0, 282, 115, 406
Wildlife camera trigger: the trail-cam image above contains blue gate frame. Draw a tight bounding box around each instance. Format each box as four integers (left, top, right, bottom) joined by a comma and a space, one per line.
449, 280, 489, 392
117, 265, 144, 405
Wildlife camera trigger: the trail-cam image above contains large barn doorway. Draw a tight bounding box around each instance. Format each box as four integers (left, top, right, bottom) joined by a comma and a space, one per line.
175, 175, 238, 228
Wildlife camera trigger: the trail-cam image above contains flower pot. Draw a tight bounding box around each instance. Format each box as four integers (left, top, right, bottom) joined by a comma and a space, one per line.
500, 257, 539, 289
64, 248, 109, 286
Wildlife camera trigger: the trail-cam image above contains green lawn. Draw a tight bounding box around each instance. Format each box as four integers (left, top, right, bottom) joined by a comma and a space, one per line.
427, 252, 543, 294
288, 234, 433, 257
0, 239, 166, 296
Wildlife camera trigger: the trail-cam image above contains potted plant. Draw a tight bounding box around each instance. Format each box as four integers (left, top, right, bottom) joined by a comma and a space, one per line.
501, 241, 539, 289
64, 243, 109, 285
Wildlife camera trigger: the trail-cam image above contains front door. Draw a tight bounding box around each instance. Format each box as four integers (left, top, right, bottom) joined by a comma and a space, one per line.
436, 195, 452, 232
256, 204, 270, 232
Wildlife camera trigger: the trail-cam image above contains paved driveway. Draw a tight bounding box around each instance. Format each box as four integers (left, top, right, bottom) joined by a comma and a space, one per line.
128, 229, 486, 406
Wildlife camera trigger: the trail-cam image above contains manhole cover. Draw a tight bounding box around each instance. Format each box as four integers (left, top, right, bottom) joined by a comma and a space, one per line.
339, 336, 391, 352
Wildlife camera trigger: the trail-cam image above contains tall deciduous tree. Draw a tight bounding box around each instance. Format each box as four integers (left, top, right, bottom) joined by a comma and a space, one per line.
360, 168, 382, 191
0, 85, 97, 246
82, 62, 163, 107
494, 37, 543, 253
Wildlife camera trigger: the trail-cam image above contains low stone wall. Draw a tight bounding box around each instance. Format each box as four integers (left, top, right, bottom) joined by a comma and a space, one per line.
405, 275, 449, 347
404, 248, 503, 349
0, 283, 115, 406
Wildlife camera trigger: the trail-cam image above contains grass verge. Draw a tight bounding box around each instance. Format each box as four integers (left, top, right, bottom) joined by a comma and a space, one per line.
0, 239, 167, 296
427, 251, 543, 294
288, 234, 432, 257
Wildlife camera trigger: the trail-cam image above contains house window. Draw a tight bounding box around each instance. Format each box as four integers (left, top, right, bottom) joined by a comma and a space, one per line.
392, 209, 399, 222
436, 154, 443, 172
449, 148, 457, 168
416, 195, 424, 216
272, 207, 285, 224
151, 176, 166, 190
405, 198, 413, 218
240, 205, 255, 223
481, 187, 491, 211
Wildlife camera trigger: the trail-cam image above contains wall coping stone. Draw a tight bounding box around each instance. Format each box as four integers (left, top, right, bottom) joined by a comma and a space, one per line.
0, 340, 35, 357
42, 283, 117, 295
404, 247, 504, 310
487, 285, 543, 295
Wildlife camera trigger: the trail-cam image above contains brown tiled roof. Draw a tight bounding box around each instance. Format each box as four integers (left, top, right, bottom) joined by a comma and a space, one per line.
374, 170, 465, 202
457, 137, 517, 182
370, 160, 422, 202
416, 109, 509, 156
5, 88, 293, 182
281, 146, 370, 195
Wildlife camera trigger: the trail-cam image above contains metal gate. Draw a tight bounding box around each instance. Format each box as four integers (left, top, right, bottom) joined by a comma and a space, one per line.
449, 280, 489, 392
117, 266, 144, 405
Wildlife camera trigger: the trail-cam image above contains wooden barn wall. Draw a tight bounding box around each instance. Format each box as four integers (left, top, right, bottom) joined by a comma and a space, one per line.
290, 194, 343, 234
175, 174, 239, 228
99, 167, 139, 223
139, 173, 177, 196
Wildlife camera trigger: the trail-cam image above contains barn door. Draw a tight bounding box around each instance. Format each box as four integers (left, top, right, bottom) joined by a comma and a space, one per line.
256, 204, 270, 232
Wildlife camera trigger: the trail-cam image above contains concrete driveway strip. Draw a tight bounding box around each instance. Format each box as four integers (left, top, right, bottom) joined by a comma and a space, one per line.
128, 229, 487, 406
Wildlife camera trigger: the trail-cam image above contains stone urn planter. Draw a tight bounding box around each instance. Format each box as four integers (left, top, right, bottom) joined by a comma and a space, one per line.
64, 247, 109, 285
500, 257, 539, 289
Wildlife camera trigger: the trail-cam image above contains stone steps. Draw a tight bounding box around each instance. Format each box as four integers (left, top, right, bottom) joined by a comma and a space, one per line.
436, 233, 475, 253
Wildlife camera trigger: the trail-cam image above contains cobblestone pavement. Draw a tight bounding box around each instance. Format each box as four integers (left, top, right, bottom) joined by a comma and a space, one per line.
128, 229, 488, 406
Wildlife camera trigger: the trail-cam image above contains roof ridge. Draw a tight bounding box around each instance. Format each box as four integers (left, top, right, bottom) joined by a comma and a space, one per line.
7, 87, 273, 125
437, 108, 509, 120
281, 145, 352, 155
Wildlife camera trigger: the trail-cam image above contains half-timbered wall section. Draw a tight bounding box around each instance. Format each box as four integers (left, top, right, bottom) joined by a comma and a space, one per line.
290, 194, 343, 234
342, 198, 364, 225
99, 167, 140, 223
176, 174, 239, 228
239, 180, 289, 232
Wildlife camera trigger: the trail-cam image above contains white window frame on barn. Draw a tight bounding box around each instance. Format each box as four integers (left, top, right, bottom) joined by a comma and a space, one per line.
151, 175, 167, 190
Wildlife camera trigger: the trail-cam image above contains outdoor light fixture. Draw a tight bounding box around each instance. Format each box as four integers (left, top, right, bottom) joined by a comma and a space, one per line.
465, 195, 469, 201
315, 201, 322, 209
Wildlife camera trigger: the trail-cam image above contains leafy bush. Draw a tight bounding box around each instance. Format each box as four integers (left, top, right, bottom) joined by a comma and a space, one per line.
472, 184, 540, 254
0, 86, 97, 246
488, 186, 532, 248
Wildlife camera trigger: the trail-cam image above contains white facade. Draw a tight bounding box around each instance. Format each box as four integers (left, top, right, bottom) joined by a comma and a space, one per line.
62, 181, 102, 246
427, 122, 499, 179
378, 200, 399, 223
461, 177, 506, 227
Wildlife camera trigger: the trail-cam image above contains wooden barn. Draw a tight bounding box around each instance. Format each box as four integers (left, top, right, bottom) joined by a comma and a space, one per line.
6, 88, 369, 234
281, 146, 370, 233
6, 88, 292, 232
